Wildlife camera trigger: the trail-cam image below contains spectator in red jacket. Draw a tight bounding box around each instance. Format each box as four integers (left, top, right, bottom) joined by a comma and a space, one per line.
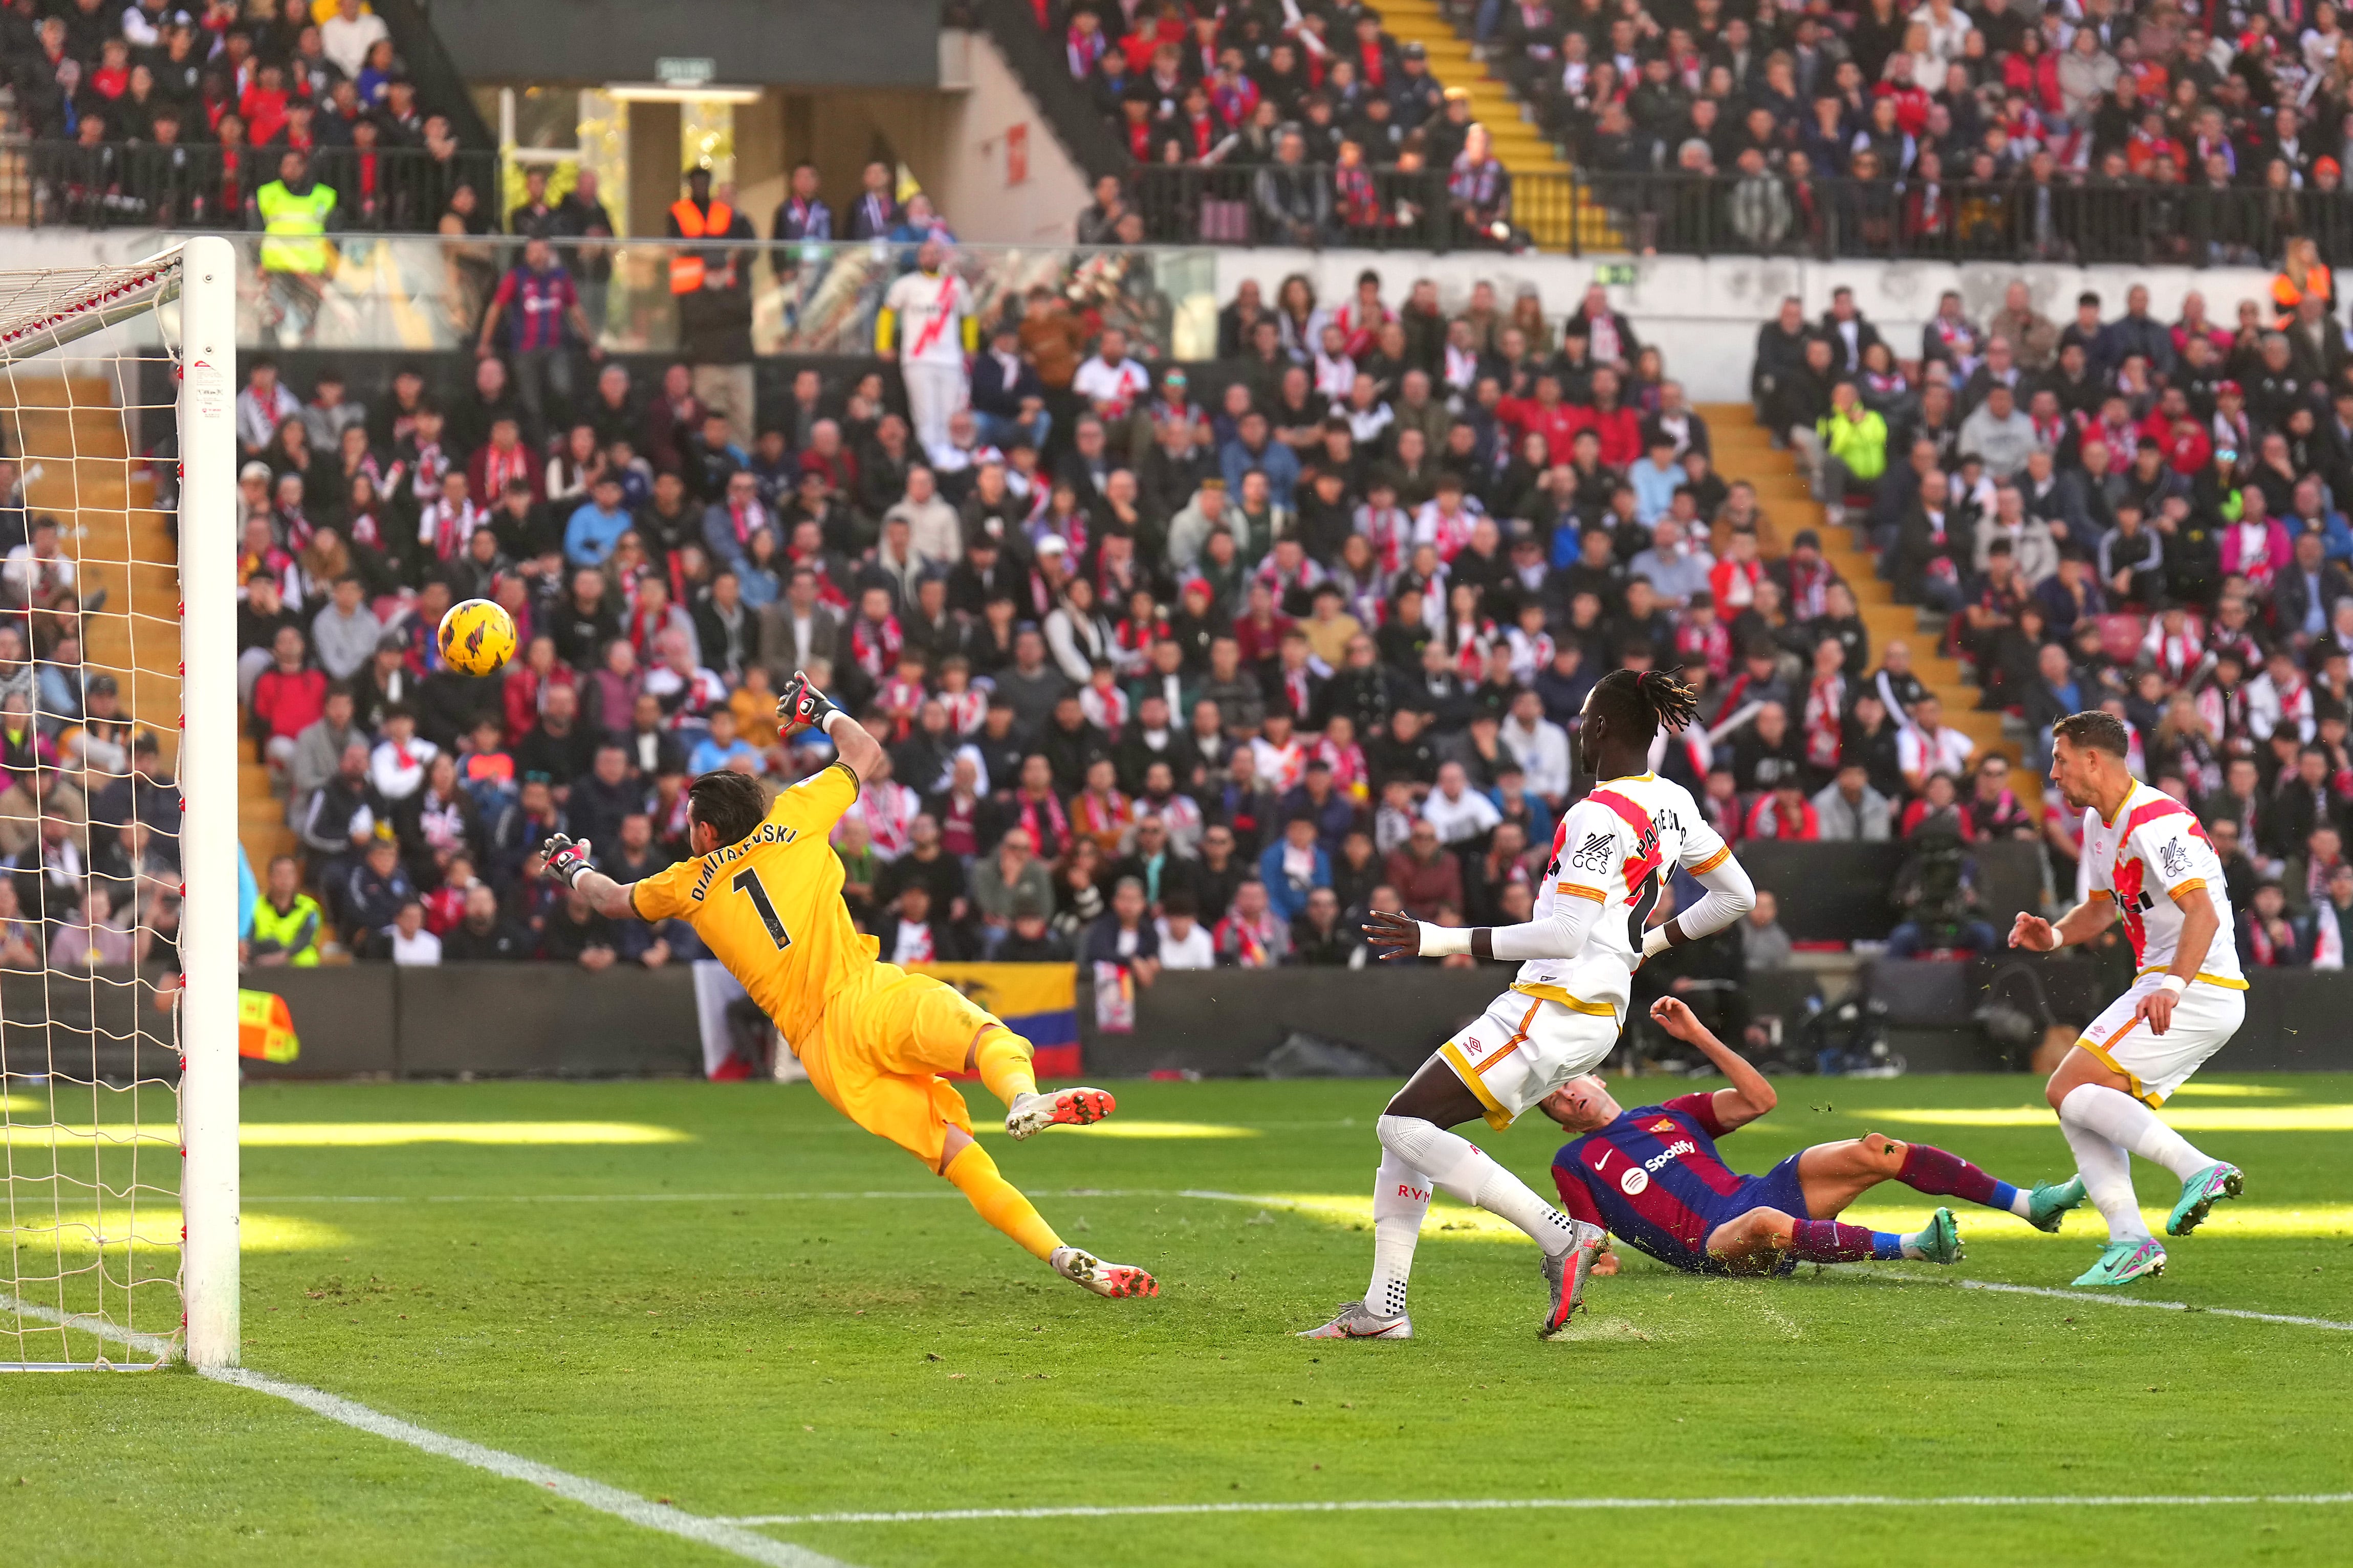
1496, 371, 1583, 466
1744, 778, 1820, 840
249, 624, 326, 776
1569, 366, 1644, 468
1382, 816, 1466, 920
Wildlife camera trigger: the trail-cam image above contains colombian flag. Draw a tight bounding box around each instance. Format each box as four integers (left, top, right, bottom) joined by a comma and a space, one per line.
914, 962, 1082, 1077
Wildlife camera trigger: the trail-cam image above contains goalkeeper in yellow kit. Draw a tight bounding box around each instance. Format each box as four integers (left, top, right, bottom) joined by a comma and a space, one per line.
539, 670, 1158, 1299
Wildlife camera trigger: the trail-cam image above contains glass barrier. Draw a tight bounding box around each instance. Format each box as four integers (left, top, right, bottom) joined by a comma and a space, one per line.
162, 233, 1226, 362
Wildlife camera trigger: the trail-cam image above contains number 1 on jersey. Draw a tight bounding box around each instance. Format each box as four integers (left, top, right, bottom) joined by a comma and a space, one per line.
731, 866, 792, 949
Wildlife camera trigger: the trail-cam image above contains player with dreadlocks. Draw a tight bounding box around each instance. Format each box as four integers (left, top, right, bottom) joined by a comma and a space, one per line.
1300, 668, 1757, 1340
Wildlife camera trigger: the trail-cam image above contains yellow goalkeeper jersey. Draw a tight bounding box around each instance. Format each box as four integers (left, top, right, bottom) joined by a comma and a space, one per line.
629, 763, 877, 1045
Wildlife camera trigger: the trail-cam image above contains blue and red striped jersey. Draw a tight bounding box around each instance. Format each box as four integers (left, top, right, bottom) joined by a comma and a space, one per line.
1550, 1092, 1748, 1267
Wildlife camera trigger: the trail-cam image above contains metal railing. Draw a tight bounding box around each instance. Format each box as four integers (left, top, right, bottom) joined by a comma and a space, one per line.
1575, 171, 2353, 266
18, 142, 504, 233
1131, 163, 1580, 251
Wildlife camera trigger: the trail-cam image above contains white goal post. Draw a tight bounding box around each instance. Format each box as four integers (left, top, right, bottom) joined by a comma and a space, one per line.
0, 233, 236, 1371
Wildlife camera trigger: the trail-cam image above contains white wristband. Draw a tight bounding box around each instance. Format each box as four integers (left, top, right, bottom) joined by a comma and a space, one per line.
1642, 924, 1673, 959
819, 708, 853, 738
2158, 975, 2188, 998
1418, 921, 1470, 958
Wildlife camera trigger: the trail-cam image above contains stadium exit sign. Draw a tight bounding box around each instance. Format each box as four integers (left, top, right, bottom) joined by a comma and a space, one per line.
1594, 263, 1636, 285
655, 57, 716, 84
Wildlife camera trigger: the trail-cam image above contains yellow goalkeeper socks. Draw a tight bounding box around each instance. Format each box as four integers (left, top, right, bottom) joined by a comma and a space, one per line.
971, 1026, 1038, 1107
943, 1141, 1060, 1261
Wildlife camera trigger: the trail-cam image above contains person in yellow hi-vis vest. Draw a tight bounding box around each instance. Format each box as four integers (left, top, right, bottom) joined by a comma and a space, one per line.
253, 149, 337, 339
877, 236, 977, 460
248, 854, 322, 967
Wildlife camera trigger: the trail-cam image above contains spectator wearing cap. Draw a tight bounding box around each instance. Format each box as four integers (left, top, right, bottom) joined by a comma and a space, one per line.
1256, 807, 1331, 923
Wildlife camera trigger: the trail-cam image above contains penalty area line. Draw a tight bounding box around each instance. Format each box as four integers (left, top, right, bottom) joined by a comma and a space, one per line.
722, 1493, 2353, 1527
2, 1296, 851, 1568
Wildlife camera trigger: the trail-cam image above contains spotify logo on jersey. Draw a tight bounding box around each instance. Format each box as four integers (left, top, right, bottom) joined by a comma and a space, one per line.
1619, 1166, 1649, 1196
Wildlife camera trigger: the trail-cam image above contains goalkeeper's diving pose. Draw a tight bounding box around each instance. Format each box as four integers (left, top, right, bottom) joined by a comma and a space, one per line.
538, 670, 1156, 1300
1301, 668, 1756, 1341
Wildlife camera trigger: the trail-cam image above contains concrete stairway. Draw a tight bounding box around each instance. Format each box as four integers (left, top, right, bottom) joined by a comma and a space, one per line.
3, 372, 299, 889
1376, 0, 1621, 252
1701, 403, 2040, 816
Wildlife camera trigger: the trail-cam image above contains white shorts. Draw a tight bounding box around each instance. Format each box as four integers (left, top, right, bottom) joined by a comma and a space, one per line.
2078, 971, 2246, 1106
1438, 986, 1622, 1130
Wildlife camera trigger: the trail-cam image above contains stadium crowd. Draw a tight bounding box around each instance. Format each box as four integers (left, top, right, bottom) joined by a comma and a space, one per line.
1449, 0, 2353, 257
9, 0, 502, 231
1764, 267, 2353, 967
1037, 0, 1533, 246
1041, 0, 2353, 258
193, 224, 2353, 984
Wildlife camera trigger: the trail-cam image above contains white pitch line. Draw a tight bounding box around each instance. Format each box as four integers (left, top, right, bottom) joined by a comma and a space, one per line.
1858, 1272, 2353, 1332
722, 1493, 2353, 1528
2, 1295, 849, 1568
201, 1366, 851, 1568
2, 1293, 175, 1364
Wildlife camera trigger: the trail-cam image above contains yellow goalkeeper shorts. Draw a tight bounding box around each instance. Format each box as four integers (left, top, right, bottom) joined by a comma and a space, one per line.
797, 963, 1001, 1167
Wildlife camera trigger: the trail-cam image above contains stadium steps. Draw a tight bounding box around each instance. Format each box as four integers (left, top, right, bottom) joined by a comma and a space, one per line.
1, 375, 182, 773
1702, 404, 2041, 816
1375, 0, 1622, 252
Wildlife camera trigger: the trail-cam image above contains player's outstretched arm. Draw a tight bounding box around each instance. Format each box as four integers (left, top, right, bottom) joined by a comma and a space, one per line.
1649, 996, 1776, 1130
1374, 883, 1606, 961
778, 669, 881, 789
2009, 895, 2115, 953
539, 834, 642, 923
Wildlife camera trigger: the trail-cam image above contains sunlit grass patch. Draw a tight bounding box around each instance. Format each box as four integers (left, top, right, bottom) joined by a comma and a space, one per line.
7, 1209, 348, 1252
3, 1120, 692, 1147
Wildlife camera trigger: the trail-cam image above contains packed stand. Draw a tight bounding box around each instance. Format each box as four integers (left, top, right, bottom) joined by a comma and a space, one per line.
1760, 267, 2353, 967
235, 259, 1815, 1021
1441, 0, 2353, 259
1035, 0, 1532, 247
10, 0, 499, 232
0, 455, 184, 979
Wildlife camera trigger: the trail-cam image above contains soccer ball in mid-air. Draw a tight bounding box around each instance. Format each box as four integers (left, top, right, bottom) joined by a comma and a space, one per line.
438, 598, 516, 677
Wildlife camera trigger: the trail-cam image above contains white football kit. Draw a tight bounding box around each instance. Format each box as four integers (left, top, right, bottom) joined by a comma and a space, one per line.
2076, 781, 2246, 1105
1440, 773, 1733, 1128
884, 267, 972, 457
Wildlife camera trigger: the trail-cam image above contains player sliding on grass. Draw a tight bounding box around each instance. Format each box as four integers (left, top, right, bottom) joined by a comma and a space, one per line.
2009, 710, 2248, 1289
537, 670, 1156, 1300
1542, 996, 2084, 1275
1301, 669, 1756, 1341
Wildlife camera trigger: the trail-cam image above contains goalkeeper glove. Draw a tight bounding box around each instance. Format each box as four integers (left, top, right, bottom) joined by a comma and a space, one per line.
539, 833, 594, 888
776, 668, 841, 733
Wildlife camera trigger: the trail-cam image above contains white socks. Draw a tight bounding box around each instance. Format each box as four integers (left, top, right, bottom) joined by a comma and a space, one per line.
1366, 1149, 1431, 1318
2059, 1084, 2213, 1181
2057, 1088, 2153, 1243
1376, 1114, 1582, 1257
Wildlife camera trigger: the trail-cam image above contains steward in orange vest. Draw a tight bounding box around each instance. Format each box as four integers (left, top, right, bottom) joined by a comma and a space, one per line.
2271, 239, 2334, 329
665, 164, 755, 359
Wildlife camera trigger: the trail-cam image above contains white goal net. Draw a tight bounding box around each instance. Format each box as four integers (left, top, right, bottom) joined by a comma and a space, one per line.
0, 239, 237, 1371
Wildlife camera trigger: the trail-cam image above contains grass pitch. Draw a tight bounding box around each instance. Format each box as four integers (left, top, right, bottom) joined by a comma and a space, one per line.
6, 1072, 2352, 1567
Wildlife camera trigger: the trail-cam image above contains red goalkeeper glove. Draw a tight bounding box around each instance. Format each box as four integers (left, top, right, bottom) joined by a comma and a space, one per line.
775, 669, 840, 734
539, 833, 594, 888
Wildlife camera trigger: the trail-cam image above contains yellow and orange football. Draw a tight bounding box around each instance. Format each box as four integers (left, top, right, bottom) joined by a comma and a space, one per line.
437, 597, 517, 677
